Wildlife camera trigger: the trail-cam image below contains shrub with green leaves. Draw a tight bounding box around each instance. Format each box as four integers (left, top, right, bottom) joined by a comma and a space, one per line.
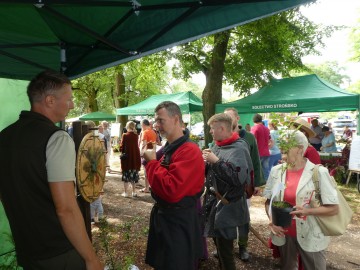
268, 112, 300, 154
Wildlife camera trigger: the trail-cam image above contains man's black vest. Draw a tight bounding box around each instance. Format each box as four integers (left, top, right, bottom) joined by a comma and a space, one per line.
0, 111, 73, 264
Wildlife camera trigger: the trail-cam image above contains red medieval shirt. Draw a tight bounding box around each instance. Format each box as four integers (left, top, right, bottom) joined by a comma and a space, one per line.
145, 142, 204, 203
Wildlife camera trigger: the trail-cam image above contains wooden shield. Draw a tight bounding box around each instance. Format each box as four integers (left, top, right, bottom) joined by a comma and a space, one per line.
76, 132, 106, 203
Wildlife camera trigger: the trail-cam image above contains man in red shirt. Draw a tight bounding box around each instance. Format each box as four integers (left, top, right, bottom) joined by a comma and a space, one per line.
143, 101, 204, 270
251, 114, 271, 181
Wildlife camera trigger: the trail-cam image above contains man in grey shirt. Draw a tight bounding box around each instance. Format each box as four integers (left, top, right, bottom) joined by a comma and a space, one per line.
309, 119, 323, 151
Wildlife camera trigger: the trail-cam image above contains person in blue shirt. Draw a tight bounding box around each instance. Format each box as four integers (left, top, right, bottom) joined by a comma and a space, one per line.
268, 121, 282, 170
321, 126, 337, 152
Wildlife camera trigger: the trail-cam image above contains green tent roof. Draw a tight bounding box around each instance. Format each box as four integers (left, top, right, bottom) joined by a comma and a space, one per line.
0, 0, 312, 80
216, 74, 360, 113
116, 91, 202, 115
79, 111, 116, 121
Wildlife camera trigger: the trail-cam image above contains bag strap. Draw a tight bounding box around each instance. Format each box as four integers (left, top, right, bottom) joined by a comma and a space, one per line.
312, 164, 323, 205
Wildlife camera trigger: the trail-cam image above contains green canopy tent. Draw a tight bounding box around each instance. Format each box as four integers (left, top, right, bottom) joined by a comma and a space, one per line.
116, 91, 203, 115
79, 111, 116, 121
0, 0, 312, 81
216, 74, 360, 130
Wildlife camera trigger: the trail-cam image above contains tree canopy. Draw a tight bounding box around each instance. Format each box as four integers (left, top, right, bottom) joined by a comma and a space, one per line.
350, 16, 360, 63
172, 9, 333, 95
69, 54, 169, 118
291, 61, 351, 88
349, 14, 360, 93
170, 8, 334, 144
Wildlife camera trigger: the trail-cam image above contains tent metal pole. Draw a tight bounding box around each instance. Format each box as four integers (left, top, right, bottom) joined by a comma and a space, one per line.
189, 112, 191, 131
58, 43, 67, 130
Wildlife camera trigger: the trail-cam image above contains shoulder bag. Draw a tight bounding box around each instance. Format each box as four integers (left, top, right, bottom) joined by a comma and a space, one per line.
312, 165, 353, 236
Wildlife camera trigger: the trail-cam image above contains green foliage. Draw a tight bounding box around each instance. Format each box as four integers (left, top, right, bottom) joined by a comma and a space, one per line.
291, 61, 351, 87
141, 227, 149, 236
69, 53, 170, 118
269, 113, 300, 155
277, 130, 300, 155
95, 217, 146, 270
97, 218, 119, 270
171, 8, 335, 96
349, 18, 360, 62
118, 53, 170, 106
348, 16, 360, 93
333, 166, 346, 184
71, 69, 114, 117
112, 144, 120, 152
189, 112, 203, 125
164, 79, 204, 124
272, 201, 292, 209
171, 8, 335, 145
189, 134, 201, 143
119, 221, 133, 241
169, 79, 203, 97
337, 183, 360, 213
347, 80, 360, 94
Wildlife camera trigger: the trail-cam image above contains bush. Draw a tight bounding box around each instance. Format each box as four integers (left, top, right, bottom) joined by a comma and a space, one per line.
112, 145, 120, 152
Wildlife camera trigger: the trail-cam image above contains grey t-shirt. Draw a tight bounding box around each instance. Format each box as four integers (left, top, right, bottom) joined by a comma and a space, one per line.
46, 130, 76, 183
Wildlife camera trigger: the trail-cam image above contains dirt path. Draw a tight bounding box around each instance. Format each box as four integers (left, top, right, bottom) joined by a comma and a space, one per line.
94, 153, 360, 270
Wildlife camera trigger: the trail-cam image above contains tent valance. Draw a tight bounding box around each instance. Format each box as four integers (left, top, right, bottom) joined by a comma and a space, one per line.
116, 91, 202, 116
216, 74, 360, 114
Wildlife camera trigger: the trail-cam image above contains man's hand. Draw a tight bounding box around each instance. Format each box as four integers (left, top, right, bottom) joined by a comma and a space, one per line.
143, 143, 156, 162
202, 149, 219, 164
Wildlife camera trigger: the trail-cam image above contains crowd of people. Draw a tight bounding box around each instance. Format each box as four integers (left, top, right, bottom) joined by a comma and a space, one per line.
0, 69, 342, 270
308, 118, 354, 153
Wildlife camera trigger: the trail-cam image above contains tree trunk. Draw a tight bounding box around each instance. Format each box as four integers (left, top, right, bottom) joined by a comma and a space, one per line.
202, 30, 230, 146
114, 72, 127, 130
88, 89, 99, 112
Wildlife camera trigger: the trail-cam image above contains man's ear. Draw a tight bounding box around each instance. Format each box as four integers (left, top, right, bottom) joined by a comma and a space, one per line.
45, 95, 55, 107
174, 114, 180, 125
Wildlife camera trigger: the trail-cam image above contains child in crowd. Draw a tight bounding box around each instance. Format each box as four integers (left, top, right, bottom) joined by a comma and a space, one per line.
90, 191, 104, 224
